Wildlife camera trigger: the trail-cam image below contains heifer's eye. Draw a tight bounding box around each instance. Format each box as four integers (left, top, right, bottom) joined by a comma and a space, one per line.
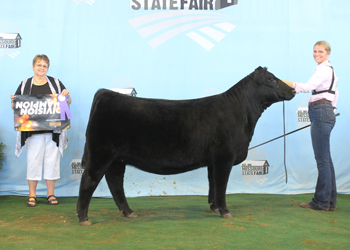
266, 77, 279, 89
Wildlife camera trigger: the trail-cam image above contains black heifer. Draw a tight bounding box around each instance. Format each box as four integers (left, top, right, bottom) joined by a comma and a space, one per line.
77, 67, 295, 225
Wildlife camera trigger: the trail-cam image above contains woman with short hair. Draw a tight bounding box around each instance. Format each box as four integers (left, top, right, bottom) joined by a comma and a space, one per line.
10, 54, 72, 207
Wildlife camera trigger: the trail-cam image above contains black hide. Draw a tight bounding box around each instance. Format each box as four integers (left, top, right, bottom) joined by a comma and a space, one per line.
77, 66, 295, 225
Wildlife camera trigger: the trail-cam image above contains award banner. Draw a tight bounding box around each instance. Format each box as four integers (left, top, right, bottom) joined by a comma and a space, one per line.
13, 94, 70, 131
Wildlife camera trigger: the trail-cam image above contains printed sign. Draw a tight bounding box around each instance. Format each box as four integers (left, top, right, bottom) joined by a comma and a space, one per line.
241, 160, 269, 175
71, 159, 84, 174
128, 1, 238, 50
13, 94, 70, 131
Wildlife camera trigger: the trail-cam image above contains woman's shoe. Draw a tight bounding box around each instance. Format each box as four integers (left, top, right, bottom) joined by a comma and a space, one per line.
300, 202, 329, 211
47, 195, 59, 205
27, 197, 37, 207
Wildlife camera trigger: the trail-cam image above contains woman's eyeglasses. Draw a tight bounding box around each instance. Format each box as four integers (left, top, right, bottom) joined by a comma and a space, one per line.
35, 64, 48, 69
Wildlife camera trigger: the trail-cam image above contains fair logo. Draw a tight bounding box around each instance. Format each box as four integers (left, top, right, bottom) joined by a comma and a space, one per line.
0, 22, 21, 59
296, 97, 310, 128
71, 159, 84, 175
110, 77, 136, 90
241, 149, 270, 185
71, 148, 85, 183
129, 0, 238, 50
73, 0, 96, 5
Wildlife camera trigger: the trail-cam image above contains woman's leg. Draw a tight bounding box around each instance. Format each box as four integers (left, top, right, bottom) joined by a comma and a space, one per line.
46, 179, 58, 204
43, 133, 60, 204
309, 104, 335, 209
26, 134, 45, 205
28, 180, 38, 206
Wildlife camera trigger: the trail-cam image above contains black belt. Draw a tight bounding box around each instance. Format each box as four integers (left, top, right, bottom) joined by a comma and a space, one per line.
309, 98, 332, 107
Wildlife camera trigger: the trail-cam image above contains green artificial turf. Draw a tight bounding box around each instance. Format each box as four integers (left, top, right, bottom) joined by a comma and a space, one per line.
1, 194, 349, 249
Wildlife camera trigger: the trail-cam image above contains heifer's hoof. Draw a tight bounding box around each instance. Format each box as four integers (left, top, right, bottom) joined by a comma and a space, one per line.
126, 212, 138, 218
79, 220, 93, 226
221, 213, 233, 218
210, 204, 219, 212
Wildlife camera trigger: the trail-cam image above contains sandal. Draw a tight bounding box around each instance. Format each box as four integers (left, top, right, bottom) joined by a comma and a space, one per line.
47, 195, 59, 205
27, 197, 37, 207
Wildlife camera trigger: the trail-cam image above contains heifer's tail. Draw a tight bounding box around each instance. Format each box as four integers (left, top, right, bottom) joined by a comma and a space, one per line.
81, 88, 110, 169
86, 88, 110, 124
81, 143, 88, 169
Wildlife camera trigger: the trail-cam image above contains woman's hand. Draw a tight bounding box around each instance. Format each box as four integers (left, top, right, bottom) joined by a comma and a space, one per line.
61, 89, 70, 96
61, 89, 72, 105
282, 80, 294, 88
10, 94, 15, 109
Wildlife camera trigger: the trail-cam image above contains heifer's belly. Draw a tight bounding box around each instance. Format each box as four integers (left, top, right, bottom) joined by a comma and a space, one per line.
121, 156, 205, 175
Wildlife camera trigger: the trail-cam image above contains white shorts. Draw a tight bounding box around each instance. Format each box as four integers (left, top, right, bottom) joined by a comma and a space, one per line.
26, 133, 60, 181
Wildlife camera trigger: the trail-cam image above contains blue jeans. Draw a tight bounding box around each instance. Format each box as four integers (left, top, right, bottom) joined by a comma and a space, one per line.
308, 102, 336, 210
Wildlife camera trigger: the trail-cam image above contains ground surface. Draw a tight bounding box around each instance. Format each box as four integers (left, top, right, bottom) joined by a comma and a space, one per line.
1, 194, 349, 249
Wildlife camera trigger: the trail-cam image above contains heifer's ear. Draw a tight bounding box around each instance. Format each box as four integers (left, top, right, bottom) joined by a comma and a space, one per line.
252, 67, 265, 84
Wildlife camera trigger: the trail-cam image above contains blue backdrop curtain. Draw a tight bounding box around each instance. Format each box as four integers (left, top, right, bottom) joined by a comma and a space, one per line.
0, 0, 349, 197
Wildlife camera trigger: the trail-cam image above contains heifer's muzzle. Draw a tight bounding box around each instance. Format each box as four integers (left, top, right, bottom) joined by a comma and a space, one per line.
277, 80, 296, 100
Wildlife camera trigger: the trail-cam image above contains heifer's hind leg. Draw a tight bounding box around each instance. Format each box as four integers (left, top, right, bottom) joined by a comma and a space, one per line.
77, 166, 107, 225
207, 166, 219, 212
105, 159, 136, 218
77, 149, 115, 225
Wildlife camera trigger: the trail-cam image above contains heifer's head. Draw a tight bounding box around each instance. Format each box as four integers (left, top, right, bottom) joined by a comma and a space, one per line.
249, 66, 295, 109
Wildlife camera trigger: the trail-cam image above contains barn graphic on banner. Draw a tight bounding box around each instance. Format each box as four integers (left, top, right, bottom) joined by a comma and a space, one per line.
241, 160, 269, 175
0, 33, 22, 48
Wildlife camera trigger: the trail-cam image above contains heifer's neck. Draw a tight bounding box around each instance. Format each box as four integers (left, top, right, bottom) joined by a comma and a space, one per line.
225, 78, 266, 139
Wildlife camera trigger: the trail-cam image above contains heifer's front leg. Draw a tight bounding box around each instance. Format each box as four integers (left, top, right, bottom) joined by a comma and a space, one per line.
213, 164, 233, 218
105, 160, 136, 218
